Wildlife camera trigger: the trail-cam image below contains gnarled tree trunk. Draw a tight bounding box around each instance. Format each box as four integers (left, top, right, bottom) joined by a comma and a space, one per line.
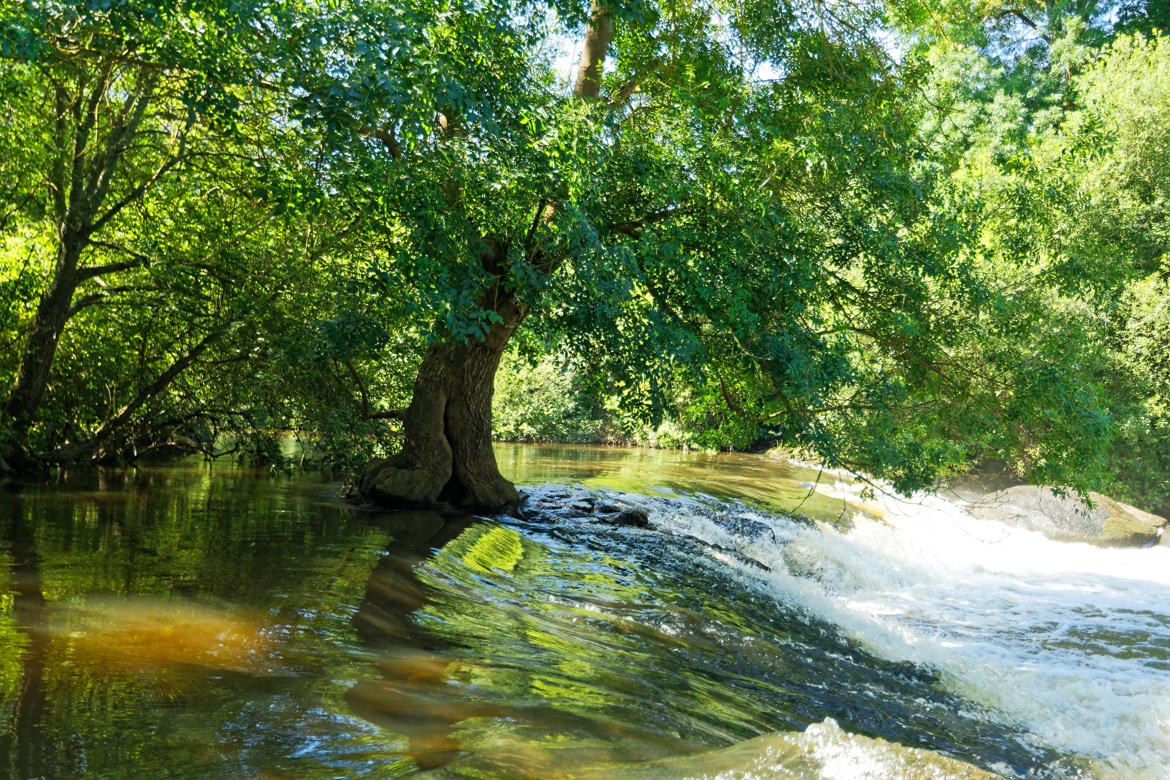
358, 4, 616, 512
358, 245, 528, 512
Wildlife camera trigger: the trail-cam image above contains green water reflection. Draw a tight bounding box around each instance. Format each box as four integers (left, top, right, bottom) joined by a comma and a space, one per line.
0, 448, 1049, 778
0, 463, 407, 778
495, 443, 876, 524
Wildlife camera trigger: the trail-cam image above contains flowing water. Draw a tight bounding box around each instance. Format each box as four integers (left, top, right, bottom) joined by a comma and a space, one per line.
0, 444, 1167, 778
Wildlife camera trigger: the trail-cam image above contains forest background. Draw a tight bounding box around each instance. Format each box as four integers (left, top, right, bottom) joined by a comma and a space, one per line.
1, 0, 1168, 515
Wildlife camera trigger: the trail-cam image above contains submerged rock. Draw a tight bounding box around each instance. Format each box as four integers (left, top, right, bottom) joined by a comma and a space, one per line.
603, 508, 650, 528
720, 514, 776, 541
422, 717, 1004, 779
519, 485, 654, 529
968, 485, 1168, 546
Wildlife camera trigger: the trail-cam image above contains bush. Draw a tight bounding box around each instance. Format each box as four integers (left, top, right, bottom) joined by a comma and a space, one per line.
493, 352, 603, 443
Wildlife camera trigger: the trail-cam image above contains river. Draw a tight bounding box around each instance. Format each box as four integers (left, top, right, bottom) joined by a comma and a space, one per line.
1, 444, 1167, 778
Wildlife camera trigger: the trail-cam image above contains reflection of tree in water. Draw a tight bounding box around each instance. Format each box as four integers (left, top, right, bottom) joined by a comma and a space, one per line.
348, 512, 629, 772
0, 470, 400, 777
1, 497, 48, 779
348, 510, 487, 769
347, 513, 697, 775
348, 508, 1062, 779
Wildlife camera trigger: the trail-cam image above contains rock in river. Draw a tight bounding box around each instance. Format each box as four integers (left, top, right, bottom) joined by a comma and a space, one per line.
968, 485, 1167, 546
602, 507, 650, 528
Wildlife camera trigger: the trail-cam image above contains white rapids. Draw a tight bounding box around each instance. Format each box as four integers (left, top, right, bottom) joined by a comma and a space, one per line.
620, 479, 1170, 779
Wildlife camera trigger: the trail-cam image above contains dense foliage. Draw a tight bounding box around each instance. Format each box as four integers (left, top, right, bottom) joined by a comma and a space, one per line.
501, 0, 1170, 513
1, 0, 1167, 510
894, 3, 1170, 511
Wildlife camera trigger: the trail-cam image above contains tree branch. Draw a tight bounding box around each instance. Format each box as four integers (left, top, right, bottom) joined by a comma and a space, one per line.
68, 285, 140, 317
51, 85, 69, 220
66, 56, 117, 226
361, 125, 402, 159
344, 359, 406, 420
994, 8, 1051, 41
84, 72, 160, 212
608, 63, 660, 109
604, 205, 687, 238
84, 150, 186, 237
718, 373, 744, 414
77, 244, 150, 280
575, 2, 614, 99
523, 199, 551, 259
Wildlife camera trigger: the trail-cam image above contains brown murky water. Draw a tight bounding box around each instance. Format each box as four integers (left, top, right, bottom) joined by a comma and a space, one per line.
0, 447, 1084, 778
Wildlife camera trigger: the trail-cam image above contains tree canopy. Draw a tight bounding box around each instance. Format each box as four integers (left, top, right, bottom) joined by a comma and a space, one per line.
1, 0, 1167, 512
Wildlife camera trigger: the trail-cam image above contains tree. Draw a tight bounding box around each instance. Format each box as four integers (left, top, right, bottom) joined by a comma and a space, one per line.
1047, 32, 1170, 511
1, 0, 1129, 508
317, 0, 1115, 510
898, 2, 1170, 507
0, 1, 357, 470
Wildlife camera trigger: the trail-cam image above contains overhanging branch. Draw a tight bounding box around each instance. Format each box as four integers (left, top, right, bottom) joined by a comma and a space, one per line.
994, 8, 1051, 41
344, 359, 406, 421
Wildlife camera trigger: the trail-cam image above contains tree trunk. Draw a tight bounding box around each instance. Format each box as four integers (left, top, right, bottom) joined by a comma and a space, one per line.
2, 237, 82, 461
575, 2, 614, 99
358, 258, 527, 512
359, 3, 618, 513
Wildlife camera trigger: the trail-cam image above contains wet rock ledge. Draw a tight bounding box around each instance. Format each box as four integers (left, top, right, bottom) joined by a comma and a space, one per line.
517, 486, 650, 528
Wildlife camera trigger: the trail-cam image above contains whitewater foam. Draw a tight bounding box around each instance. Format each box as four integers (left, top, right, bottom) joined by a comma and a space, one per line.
603, 480, 1170, 779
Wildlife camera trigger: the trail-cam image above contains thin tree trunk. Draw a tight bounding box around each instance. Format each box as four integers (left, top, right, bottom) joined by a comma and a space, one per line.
52, 328, 221, 464
2, 237, 83, 458
4, 62, 114, 445
2, 64, 164, 469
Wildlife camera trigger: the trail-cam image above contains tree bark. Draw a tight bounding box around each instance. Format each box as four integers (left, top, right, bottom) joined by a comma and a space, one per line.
576, 2, 614, 99
358, 244, 528, 512
2, 236, 83, 459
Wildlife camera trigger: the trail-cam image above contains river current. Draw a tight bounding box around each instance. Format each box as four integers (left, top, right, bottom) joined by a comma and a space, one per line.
1, 444, 1167, 778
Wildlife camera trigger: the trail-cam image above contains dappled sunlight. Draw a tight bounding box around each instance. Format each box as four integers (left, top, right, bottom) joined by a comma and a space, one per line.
2, 0, 1166, 770
340, 498, 1057, 778
495, 443, 881, 526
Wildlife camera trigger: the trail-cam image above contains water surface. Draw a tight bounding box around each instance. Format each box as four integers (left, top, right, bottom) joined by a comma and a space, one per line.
1, 446, 1166, 778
